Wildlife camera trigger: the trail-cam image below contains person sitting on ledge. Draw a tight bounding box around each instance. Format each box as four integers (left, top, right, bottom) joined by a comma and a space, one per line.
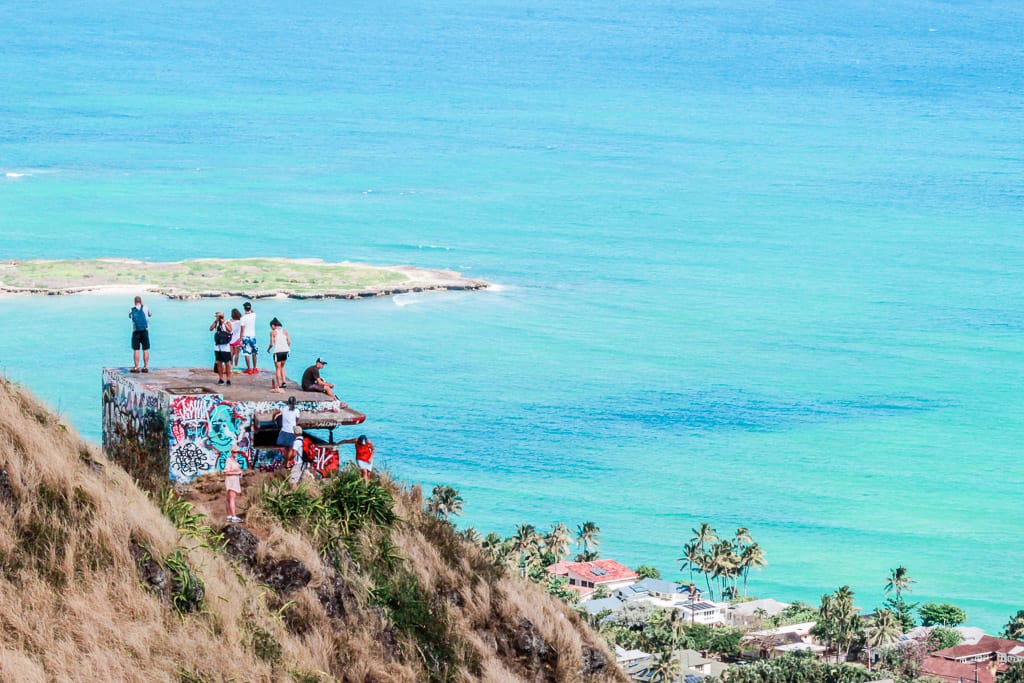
301, 358, 339, 400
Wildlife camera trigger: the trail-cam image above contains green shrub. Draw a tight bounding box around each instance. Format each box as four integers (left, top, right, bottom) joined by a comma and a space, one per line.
159, 489, 224, 551
165, 549, 205, 615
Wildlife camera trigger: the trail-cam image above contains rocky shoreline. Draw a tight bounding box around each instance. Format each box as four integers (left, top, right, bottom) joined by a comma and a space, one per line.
0, 281, 490, 300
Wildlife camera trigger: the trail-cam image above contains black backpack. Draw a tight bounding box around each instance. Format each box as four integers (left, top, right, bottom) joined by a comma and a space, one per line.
214, 324, 231, 345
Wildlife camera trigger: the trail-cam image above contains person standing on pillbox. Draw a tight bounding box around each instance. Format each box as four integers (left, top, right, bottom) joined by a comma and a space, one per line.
129, 296, 151, 373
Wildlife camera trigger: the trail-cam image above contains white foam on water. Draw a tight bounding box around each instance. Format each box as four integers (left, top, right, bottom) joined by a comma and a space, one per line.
392, 293, 422, 307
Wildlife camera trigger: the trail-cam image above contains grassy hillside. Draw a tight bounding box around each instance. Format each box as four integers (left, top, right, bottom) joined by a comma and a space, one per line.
0, 376, 623, 682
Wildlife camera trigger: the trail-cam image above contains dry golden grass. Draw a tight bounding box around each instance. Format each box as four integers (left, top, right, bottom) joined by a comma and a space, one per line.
0, 377, 625, 683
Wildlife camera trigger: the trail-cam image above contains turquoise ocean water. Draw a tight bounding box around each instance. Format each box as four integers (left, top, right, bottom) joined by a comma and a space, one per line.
1, 1, 1022, 631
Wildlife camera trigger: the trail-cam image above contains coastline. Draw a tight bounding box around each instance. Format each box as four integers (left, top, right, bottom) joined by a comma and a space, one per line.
0, 257, 490, 300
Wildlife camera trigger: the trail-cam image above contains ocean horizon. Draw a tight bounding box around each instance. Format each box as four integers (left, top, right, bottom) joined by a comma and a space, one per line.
1, 0, 1022, 632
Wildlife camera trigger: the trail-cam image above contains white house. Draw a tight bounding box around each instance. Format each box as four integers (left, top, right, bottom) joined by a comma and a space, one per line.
674, 598, 729, 626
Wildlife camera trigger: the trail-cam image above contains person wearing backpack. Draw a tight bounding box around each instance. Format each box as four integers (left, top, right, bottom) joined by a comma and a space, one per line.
128, 296, 152, 373
209, 311, 234, 386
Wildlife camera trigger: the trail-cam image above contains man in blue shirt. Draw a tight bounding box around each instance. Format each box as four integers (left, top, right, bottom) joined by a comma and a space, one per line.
129, 295, 152, 373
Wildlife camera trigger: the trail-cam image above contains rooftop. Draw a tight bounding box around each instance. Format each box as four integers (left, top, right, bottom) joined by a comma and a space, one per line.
935, 634, 1024, 661
561, 559, 639, 584
107, 366, 366, 428
729, 598, 791, 618
617, 577, 685, 598
920, 655, 997, 683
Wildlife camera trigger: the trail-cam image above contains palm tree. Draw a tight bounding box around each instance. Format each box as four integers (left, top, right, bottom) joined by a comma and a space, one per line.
739, 543, 767, 596
481, 531, 511, 566
678, 541, 704, 586
691, 522, 718, 551
647, 651, 679, 683
733, 527, 753, 552
884, 565, 917, 631
884, 565, 915, 602
709, 540, 739, 600
866, 608, 903, 671
425, 485, 464, 521
812, 586, 862, 663
461, 526, 481, 544
511, 524, 542, 576
690, 522, 718, 598
575, 521, 601, 558
1004, 610, 1024, 641
543, 522, 572, 563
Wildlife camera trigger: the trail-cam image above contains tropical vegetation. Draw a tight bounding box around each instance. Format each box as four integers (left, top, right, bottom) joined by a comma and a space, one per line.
677, 523, 766, 601
918, 601, 968, 627
883, 565, 918, 632
710, 651, 876, 683
1005, 609, 1024, 641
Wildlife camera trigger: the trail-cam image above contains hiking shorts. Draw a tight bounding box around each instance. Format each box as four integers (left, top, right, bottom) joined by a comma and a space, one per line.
131, 330, 150, 351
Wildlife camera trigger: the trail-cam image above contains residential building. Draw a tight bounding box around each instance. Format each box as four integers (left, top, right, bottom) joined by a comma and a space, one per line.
616, 578, 691, 603
547, 559, 639, 599
675, 598, 729, 626
579, 596, 624, 618
740, 622, 824, 660
917, 634, 1024, 682
934, 635, 1024, 665
727, 598, 791, 626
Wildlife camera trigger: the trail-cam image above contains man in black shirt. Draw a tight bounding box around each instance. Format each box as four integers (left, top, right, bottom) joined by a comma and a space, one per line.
301, 357, 339, 400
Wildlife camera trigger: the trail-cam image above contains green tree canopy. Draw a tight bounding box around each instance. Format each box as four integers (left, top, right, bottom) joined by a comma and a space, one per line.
424, 485, 464, 521
635, 564, 661, 579
929, 626, 963, 651
1004, 610, 1024, 641
1003, 661, 1024, 683
918, 602, 968, 627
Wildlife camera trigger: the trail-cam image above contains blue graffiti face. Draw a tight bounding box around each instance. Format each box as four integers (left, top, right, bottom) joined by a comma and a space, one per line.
207, 403, 240, 452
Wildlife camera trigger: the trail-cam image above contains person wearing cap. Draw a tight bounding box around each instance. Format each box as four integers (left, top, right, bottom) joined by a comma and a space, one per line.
301, 358, 338, 400
287, 425, 308, 488
338, 434, 375, 483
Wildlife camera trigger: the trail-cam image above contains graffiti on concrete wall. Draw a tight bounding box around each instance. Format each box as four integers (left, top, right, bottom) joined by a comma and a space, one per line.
103, 368, 352, 486
307, 442, 340, 478
102, 369, 168, 489
169, 395, 254, 481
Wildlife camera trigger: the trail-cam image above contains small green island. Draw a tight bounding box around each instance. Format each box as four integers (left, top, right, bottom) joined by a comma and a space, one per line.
0, 258, 489, 300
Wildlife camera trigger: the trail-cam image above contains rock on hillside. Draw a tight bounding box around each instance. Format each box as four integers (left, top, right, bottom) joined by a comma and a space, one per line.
0, 376, 624, 683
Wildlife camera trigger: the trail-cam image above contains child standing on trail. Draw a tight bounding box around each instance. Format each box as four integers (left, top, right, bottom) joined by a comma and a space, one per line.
340, 434, 375, 483
224, 449, 243, 523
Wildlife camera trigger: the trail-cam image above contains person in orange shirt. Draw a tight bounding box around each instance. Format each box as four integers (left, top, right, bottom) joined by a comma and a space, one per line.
339, 435, 375, 482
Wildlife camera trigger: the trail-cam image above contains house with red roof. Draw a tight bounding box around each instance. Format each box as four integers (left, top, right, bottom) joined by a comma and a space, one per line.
919, 634, 1024, 683
919, 656, 997, 683
934, 635, 1024, 665
547, 559, 638, 599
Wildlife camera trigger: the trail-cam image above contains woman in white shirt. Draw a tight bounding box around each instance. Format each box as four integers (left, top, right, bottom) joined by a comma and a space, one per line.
268, 317, 291, 393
